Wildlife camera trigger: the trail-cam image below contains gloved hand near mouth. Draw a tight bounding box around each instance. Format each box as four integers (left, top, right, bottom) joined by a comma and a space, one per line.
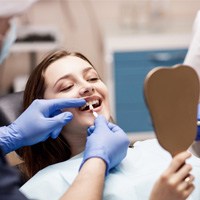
80, 115, 130, 176
0, 98, 86, 155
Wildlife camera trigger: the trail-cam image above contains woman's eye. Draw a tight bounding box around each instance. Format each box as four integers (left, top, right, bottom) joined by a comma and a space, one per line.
88, 77, 99, 82
60, 85, 73, 92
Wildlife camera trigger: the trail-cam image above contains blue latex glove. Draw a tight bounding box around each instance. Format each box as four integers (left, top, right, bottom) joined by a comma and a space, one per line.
80, 115, 130, 176
0, 98, 86, 155
196, 104, 200, 141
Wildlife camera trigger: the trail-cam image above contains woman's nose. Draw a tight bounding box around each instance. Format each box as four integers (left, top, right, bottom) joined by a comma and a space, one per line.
79, 85, 95, 96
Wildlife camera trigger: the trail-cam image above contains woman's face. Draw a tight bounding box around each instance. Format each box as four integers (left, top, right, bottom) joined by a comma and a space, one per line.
43, 55, 111, 133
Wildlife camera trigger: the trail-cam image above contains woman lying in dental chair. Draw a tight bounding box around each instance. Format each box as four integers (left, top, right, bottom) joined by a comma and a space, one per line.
16, 50, 200, 200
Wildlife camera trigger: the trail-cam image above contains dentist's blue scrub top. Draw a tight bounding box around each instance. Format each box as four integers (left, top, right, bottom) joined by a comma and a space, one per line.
0, 148, 27, 200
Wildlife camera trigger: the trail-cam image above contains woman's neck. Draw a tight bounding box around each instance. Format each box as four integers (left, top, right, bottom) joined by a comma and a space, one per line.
62, 128, 87, 157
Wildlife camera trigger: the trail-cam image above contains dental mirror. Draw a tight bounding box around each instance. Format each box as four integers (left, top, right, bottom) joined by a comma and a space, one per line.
144, 65, 199, 156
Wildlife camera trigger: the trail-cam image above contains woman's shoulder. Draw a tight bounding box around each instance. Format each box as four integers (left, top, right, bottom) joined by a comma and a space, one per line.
132, 138, 164, 151
127, 138, 171, 161
129, 138, 200, 166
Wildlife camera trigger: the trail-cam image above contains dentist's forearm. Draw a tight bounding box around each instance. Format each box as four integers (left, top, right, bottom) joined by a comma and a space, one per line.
60, 158, 106, 200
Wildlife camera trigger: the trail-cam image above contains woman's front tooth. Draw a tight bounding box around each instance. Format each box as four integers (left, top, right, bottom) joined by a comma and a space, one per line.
82, 104, 87, 109
93, 100, 97, 105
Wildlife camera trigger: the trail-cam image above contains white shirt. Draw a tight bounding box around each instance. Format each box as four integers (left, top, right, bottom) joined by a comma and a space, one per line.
20, 139, 200, 200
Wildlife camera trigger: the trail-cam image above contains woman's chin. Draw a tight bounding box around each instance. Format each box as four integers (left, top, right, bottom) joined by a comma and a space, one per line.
75, 111, 111, 127
85, 118, 96, 127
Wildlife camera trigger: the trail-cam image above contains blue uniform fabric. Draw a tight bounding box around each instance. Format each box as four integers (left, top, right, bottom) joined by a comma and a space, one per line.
0, 148, 27, 200
196, 104, 200, 140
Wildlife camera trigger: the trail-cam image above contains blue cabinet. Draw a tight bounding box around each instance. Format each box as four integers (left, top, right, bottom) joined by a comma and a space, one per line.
113, 48, 188, 133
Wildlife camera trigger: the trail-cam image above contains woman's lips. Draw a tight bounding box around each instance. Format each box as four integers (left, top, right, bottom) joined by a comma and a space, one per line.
92, 103, 102, 112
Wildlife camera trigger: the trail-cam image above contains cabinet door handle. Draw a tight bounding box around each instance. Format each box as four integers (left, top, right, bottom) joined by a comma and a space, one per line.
149, 52, 186, 62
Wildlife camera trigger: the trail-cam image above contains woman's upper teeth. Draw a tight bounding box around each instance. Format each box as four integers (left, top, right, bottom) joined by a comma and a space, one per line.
87, 100, 99, 106
81, 99, 100, 110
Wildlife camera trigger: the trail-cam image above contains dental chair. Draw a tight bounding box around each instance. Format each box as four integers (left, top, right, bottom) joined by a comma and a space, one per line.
0, 91, 24, 126
0, 91, 24, 165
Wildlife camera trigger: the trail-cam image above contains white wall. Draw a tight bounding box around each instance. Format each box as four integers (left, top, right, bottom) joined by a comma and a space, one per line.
1, 0, 200, 94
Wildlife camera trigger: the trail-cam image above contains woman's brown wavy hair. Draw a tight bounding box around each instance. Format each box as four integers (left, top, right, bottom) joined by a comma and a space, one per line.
16, 50, 94, 179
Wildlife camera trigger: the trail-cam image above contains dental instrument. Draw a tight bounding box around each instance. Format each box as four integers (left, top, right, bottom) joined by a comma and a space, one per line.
89, 104, 98, 118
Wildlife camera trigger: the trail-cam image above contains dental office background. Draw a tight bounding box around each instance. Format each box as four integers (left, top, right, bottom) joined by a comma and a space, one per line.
1, 0, 200, 139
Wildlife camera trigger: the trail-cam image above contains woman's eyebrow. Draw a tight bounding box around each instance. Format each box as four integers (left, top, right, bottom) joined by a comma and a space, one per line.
53, 74, 71, 88
83, 67, 93, 74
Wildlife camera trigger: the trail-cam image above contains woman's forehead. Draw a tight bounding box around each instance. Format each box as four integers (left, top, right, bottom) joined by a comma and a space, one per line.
54, 55, 91, 67
46, 56, 94, 74
44, 56, 96, 85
